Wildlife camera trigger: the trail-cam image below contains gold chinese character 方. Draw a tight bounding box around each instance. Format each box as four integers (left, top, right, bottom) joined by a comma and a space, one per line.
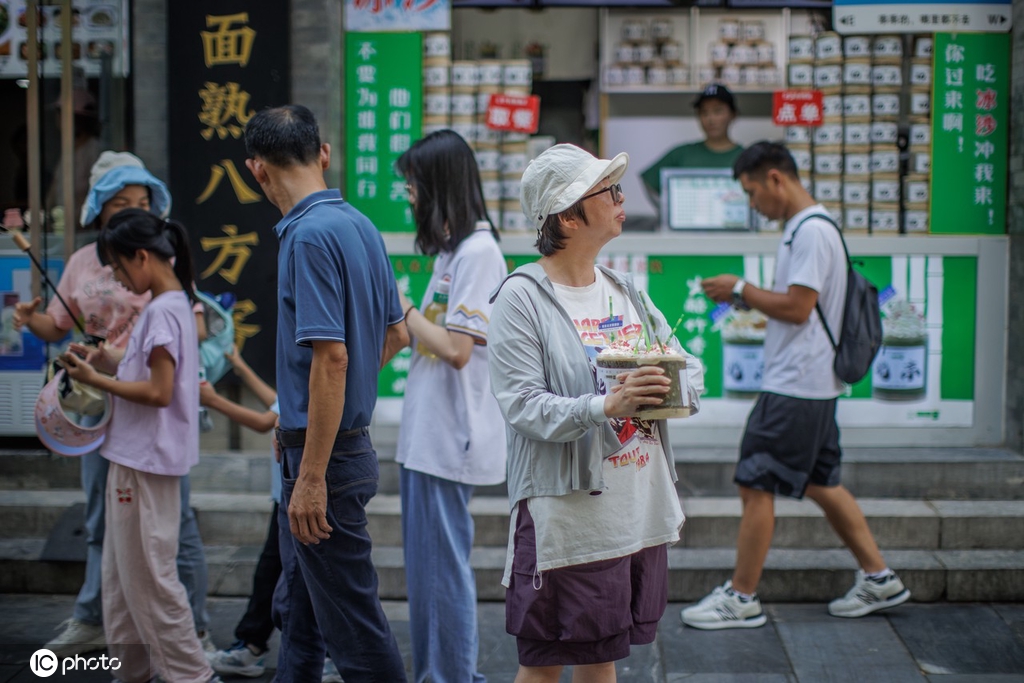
197, 160, 262, 205
201, 13, 256, 68
199, 82, 255, 140
200, 225, 260, 285
231, 299, 260, 352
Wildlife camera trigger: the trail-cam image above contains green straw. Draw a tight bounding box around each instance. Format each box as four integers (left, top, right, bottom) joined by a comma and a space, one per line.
608, 295, 616, 344
669, 308, 686, 340
638, 292, 666, 353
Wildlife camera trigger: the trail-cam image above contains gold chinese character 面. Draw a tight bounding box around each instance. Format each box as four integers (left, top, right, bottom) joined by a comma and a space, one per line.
200, 225, 260, 285
198, 82, 255, 140
232, 299, 260, 351
196, 160, 262, 205
201, 13, 256, 68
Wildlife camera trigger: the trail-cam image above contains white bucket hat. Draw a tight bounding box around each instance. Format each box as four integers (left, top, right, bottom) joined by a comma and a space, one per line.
520, 144, 629, 232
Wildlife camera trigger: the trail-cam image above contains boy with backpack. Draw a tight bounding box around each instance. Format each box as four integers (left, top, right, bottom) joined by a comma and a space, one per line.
687, 141, 908, 629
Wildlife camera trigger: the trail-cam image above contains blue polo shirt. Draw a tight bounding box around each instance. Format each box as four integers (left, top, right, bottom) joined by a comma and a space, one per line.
273, 189, 403, 432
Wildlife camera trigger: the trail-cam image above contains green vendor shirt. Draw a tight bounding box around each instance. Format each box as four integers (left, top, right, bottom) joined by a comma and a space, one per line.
641, 142, 745, 195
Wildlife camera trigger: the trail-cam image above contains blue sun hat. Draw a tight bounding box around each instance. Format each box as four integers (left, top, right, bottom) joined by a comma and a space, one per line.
79, 151, 172, 227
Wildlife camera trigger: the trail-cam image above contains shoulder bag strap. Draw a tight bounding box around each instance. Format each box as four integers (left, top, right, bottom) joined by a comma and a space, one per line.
788, 213, 845, 351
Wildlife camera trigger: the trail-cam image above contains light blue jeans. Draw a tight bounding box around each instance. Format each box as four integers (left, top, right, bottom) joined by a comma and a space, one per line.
400, 466, 486, 683
73, 449, 210, 632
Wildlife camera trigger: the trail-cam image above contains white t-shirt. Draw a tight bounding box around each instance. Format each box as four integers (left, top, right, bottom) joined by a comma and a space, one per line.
396, 225, 508, 486
524, 268, 685, 573
760, 205, 848, 399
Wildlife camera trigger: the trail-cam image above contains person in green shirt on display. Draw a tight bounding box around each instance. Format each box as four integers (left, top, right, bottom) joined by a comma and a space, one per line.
641, 83, 744, 207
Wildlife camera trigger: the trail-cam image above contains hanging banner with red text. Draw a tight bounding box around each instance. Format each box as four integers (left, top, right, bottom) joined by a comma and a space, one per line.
344, 0, 450, 32
772, 90, 823, 127
485, 94, 541, 134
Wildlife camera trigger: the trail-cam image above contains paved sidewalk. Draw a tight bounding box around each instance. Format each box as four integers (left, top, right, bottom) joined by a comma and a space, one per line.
1, 594, 1022, 682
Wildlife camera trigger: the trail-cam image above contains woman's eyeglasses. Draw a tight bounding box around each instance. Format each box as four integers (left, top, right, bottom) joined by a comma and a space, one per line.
580, 183, 623, 204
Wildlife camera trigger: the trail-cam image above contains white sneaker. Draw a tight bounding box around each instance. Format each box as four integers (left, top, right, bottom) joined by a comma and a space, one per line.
322, 657, 343, 683
828, 570, 910, 618
680, 581, 767, 630
198, 630, 217, 654
206, 642, 266, 678
45, 618, 106, 657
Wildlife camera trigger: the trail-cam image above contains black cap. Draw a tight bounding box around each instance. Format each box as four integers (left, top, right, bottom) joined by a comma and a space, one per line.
693, 83, 736, 112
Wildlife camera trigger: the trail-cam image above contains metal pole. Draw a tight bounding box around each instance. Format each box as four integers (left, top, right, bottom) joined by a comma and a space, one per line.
60, 0, 75, 260
26, 0, 41, 299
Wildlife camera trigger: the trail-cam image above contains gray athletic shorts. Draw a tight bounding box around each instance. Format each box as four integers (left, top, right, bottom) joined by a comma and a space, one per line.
734, 391, 842, 499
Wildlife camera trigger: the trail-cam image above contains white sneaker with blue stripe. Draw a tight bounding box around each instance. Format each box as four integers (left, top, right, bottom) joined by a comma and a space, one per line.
206, 641, 266, 678
681, 581, 768, 630
828, 570, 910, 618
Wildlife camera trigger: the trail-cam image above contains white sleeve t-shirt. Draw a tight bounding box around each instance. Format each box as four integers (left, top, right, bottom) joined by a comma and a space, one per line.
395, 225, 508, 486
760, 205, 848, 399
522, 268, 685, 574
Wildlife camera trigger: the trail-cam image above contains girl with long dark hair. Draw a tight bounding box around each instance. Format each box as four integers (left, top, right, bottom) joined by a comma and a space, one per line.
394, 130, 508, 683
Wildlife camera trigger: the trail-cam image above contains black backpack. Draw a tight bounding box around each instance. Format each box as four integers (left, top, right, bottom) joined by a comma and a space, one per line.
790, 214, 882, 384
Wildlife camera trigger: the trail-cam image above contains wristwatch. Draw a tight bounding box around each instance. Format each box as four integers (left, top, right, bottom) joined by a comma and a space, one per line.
732, 278, 747, 306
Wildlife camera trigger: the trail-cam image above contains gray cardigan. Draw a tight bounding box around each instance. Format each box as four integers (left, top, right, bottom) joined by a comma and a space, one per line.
488, 262, 703, 508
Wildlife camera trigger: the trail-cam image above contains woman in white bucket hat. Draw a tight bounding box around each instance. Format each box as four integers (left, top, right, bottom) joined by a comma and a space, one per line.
488, 144, 704, 681
13, 151, 214, 658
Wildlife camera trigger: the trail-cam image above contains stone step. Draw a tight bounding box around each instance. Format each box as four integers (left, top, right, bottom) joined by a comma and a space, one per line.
3, 446, 1022, 499
4, 490, 1023, 551
1, 538, 1021, 603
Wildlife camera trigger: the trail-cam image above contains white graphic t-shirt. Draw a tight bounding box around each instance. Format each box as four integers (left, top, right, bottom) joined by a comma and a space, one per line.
526, 268, 685, 573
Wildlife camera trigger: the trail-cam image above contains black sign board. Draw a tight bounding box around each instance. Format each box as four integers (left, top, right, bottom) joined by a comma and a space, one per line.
167, 2, 290, 386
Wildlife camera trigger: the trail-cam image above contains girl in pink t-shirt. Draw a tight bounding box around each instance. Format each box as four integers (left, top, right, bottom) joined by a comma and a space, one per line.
62, 209, 217, 683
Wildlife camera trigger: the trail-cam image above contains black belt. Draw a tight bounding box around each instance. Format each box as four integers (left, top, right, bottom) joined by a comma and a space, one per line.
275, 426, 368, 449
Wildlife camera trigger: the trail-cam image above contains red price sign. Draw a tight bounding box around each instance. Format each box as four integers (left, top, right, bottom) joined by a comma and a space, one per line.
485, 94, 541, 134
772, 90, 823, 127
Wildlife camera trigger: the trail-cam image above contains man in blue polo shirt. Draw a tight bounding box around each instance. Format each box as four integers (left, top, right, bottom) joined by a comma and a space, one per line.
244, 105, 409, 683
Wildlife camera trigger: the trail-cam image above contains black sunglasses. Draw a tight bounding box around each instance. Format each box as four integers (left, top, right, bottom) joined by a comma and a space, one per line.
580, 183, 623, 204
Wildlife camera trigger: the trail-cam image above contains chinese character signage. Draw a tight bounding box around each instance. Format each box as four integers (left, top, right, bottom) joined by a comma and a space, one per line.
0, 0, 130, 78
930, 32, 1008, 234
344, 0, 450, 33
344, 32, 422, 233
168, 2, 290, 382
833, 0, 1011, 33
772, 90, 823, 127
485, 94, 541, 134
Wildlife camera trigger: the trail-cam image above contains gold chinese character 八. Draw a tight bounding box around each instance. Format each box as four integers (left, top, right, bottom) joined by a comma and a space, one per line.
231, 299, 260, 351
199, 82, 255, 140
196, 160, 262, 205
200, 225, 260, 285
201, 13, 256, 68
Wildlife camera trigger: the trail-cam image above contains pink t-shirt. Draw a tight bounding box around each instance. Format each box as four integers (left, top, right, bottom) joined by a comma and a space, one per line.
101, 291, 199, 476
48, 244, 151, 349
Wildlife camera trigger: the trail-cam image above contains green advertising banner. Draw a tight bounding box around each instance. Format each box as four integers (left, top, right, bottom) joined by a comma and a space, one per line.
648, 255, 745, 398
379, 255, 435, 399
378, 250, 978, 427
344, 32, 422, 232
645, 253, 976, 420
930, 33, 1009, 234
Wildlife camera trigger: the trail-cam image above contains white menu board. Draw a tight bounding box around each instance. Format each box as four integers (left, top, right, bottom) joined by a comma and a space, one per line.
661, 169, 752, 231
0, 0, 129, 78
